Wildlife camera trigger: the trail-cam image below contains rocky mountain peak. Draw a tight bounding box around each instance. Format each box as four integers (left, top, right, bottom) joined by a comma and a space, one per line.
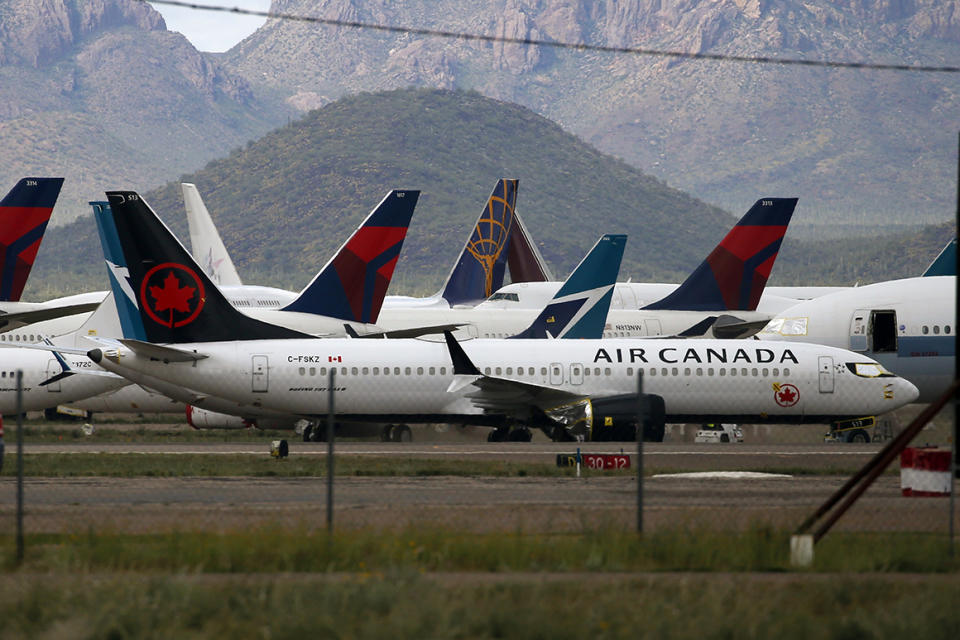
0, 0, 164, 68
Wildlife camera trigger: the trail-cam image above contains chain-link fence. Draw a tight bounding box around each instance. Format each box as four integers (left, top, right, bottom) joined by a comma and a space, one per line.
1, 373, 957, 569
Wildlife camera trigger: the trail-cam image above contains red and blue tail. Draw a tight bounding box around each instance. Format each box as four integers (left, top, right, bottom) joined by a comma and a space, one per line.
644, 198, 797, 311
281, 190, 419, 323
0, 177, 64, 301
440, 179, 519, 306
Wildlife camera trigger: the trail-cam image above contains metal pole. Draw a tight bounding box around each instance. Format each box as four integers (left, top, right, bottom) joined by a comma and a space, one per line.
949, 130, 960, 555
636, 372, 645, 534
16, 370, 24, 564
327, 368, 335, 535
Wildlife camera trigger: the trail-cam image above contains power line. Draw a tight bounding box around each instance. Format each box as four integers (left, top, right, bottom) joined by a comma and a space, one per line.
145, 0, 960, 73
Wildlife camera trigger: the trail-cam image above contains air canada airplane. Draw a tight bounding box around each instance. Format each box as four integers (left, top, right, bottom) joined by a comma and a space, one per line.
57, 190, 919, 442
82, 191, 629, 437
760, 275, 955, 403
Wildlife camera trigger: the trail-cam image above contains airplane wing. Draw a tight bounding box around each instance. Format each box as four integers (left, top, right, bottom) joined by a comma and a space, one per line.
443, 331, 584, 417
0, 302, 100, 332
344, 323, 465, 339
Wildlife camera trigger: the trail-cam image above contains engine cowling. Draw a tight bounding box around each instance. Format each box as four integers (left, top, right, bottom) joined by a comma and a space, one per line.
185, 405, 253, 430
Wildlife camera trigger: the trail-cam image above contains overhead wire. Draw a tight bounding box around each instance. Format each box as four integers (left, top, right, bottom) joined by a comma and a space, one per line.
144, 0, 960, 73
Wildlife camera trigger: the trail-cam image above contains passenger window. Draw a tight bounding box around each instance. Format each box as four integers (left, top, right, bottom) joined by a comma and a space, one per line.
351, 367, 358, 376
298, 367, 305, 376
719, 368, 726, 377
363, 367, 369, 375
417, 367, 424, 375
923, 326, 929, 334
405, 367, 412, 375
309, 367, 316, 376
731, 368, 737, 377
373, 367, 380, 375
594, 367, 601, 376
540, 367, 547, 376
762, 368, 769, 377
650, 368, 657, 376
784, 368, 791, 377
752, 368, 758, 377
440, 367, 447, 375
506, 367, 513, 375
605, 368, 611, 376
394, 367, 401, 375
684, 368, 691, 376
696, 368, 703, 376
341, 367, 347, 376
661, 368, 668, 377
934, 326, 941, 334
429, 367, 435, 375
947, 326, 952, 335
495, 367, 502, 375
320, 367, 327, 376
627, 367, 634, 377
708, 368, 714, 376
584, 368, 591, 376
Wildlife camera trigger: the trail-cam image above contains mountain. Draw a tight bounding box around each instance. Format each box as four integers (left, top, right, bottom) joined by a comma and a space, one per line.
223, 0, 960, 228
0, 0, 291, 224
24, 89, 951, 302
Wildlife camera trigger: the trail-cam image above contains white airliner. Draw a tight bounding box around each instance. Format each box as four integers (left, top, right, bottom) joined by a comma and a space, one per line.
38, 190, 916, 443
760, 275, 955, 403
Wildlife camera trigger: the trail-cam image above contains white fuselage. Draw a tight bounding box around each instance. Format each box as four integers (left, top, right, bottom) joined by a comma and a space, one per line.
760, 276, 954, 403
92, 337, 918, 426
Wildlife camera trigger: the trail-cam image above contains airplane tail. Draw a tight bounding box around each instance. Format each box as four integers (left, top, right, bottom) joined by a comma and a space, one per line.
643, 198, 798, 311
182, 183, 244, 287
440, 179, 519, 306
101, 191, 307, 343
507, 211, 554, 283
281, 190, 419, 323
511, 234, 626, 339
1, 177, 65, 301
922, 239, 956, 277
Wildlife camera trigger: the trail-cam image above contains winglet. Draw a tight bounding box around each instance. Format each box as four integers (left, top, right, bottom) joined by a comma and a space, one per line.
644, 198, 797, 311
444, 330, 482, 376
511, 234, 627, 339
1, 177, 65, 301
182, 183, 244, 287
440, 179, 519, 306
281, 190, 419, 323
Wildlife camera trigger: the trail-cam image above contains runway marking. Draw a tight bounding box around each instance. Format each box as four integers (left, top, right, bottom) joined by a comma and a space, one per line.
652, 471, 794, 479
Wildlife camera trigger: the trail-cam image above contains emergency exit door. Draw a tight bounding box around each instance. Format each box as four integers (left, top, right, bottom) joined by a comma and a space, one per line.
252, 355, 269, 392
818, 356, 834, 393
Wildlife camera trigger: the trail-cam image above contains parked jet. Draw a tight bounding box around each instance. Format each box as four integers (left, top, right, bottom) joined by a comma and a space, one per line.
476, 197, 803, 319
759, 275, 955, 403
66, 190, 919, 443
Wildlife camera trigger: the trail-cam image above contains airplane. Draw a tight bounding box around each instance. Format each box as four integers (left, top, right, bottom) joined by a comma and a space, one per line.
182, 182, 244, 287
79, 189, 629, 438
922, 239, 956, 277
0, 177, 65, 305
759, 274, 955, 404
56, 190, 919, 443
475, 197, 805, 319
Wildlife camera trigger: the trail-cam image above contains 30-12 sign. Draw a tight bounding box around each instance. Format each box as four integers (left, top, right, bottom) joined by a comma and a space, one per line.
556, 454, 631, 469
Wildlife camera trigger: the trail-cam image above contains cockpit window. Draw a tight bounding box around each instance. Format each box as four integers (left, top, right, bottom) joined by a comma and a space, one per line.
487, 292, 519, 302
846, 362, 896, 378
761, 317, 808, 336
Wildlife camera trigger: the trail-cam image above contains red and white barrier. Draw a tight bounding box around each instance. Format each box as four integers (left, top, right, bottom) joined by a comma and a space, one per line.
900, 447, 952, 497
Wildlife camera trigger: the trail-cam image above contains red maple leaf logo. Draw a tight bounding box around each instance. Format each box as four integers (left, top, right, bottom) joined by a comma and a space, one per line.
139, 263, 206, 328
150, 271, 195, 314
775, 383, 799, 407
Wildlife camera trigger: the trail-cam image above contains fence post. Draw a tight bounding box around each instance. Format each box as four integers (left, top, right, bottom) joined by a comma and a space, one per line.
636, 372, 644, 534
16, 370, 24, 564
327, 368, 335, 536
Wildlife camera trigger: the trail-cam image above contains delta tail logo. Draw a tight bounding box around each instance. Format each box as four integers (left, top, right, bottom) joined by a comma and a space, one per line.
140, 262, 206, 328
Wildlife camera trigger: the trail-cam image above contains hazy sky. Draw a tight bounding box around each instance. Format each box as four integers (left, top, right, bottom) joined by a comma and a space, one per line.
150, 0, 271, 53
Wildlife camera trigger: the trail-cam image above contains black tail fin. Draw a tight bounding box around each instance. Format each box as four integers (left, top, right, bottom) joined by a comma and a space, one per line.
104, 191, 307, 343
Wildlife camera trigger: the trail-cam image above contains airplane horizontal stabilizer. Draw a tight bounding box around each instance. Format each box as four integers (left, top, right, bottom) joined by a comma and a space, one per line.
118, 339, 208, 362
0, 302, 100, 332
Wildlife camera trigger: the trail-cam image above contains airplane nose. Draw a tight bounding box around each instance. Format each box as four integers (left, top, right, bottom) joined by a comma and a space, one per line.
896, 377, 920, 405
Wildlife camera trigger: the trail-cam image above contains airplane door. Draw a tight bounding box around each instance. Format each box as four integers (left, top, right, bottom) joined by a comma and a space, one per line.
645, 320, 662, 336
45, 359, 61, 392
849, 310, 869, 351
251, 355, 269, 393
569, 363, 583, 385
818, 356, 835, 393
550, 363, 563, 385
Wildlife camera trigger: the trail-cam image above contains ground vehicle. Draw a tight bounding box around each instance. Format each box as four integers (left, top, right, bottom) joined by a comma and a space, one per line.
824, 416, 875, 443
695, 423, 743, 443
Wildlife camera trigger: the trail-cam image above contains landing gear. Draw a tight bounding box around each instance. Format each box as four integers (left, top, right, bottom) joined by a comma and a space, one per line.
302, 422, 328, 442
487, 427, 510, 442
381, 424, 413, 442
508, 427, 533, 442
